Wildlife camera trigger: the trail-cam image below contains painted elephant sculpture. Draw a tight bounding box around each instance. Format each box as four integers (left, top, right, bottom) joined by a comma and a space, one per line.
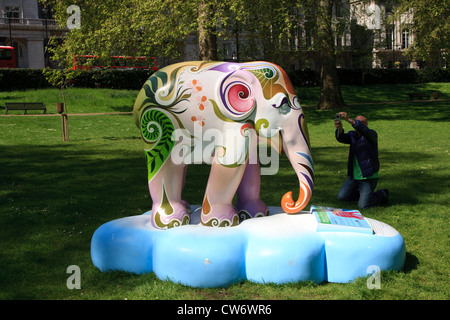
133, 61, 314, 229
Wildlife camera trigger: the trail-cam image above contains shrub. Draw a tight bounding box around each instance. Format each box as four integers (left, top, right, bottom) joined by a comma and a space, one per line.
0, 68, 155, 91
70, 69, 154, 90
0, 68, 52, 90
287, 69, 318, 86
288, 68, 449, 86
416, 68, 450, 83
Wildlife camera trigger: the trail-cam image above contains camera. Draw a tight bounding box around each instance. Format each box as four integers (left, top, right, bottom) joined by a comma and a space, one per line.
335, 113, 340, 122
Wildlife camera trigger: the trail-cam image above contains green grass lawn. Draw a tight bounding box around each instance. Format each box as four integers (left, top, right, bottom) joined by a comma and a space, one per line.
0, 84, 449, 300
0, 87, 137, 114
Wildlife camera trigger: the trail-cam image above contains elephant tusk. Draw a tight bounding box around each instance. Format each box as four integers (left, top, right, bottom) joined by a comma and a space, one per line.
281, 180, 312, 214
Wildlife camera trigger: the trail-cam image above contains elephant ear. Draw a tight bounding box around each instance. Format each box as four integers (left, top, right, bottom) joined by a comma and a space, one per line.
226, 82, 254, 115
219, 70, 257, 121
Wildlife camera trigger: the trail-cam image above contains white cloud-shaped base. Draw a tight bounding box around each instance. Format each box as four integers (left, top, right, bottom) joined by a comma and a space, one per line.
91, 206, 405, 288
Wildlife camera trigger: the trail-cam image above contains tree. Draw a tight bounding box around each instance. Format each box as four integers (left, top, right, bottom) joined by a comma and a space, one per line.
222, 0, 346, 111
393, 0, 449, 69
316, 0, 345, 110
44, 0, 199, 66
44, 0, 241, 65
44, 0, 346, 109
198, 0, 218, 60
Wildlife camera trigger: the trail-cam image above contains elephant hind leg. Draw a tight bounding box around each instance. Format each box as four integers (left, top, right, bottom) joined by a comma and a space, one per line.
236, 162, 269, 222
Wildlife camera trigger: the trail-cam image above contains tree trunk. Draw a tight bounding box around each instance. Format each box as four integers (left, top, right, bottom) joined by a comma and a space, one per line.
316, 0, 345, 110
198, 0, 218, 61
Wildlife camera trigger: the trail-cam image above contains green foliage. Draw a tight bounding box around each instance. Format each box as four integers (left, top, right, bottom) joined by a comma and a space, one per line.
43, 67, 76, 89
43, 0, 318, 66
44, 0, 199, 63
392, 0, 450, 68
42, 0, 448, 81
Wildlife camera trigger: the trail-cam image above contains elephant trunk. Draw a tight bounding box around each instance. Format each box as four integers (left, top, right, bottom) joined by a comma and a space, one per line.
280, 114, 314, 213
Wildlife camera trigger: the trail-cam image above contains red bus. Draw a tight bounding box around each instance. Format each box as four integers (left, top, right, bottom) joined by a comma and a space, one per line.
73, 55, 158, 71
0, 46, 17, 68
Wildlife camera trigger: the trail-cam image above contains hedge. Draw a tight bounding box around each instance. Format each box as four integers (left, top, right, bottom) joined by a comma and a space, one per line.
1, 67, 449, 91
0, 68, 155, 91
287, 68, 450, 86
68, 69, 155, 90
0, 68, 52, 90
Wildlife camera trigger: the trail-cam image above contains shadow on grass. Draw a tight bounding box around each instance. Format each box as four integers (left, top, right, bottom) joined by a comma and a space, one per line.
0, 143, 155, 298
403, 252, 420, 274
0, 144, 149, 218
0, 143, 153, 263
269, 146, 447, 209
303, 101, 450, 126
340, 83, 437, 104
109, 105, 134, 113
297, 83, 449, 107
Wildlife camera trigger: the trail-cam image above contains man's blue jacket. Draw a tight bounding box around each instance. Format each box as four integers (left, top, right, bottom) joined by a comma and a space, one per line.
335, 120, 380, 178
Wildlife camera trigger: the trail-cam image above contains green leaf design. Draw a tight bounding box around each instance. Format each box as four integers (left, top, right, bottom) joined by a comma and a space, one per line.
140, 108, 175, 181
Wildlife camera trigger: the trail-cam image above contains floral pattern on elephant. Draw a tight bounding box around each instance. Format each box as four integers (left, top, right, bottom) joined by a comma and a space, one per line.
133, 61, 314, 229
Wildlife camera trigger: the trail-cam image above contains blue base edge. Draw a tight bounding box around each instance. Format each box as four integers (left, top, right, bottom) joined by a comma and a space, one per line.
91, 206, 405, 288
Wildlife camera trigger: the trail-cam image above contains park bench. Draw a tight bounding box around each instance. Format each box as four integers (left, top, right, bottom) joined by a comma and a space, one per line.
408, 92, 430, 100
5, 102, 47, 115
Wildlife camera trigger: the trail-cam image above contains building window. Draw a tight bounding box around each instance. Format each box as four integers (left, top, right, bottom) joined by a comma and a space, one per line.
401, 29, 410, 49
386, 3, 393, 14
336, 35, 343, 48
305, 29, 312, 48
386, 28, 393, 50
4, 6, 20, 23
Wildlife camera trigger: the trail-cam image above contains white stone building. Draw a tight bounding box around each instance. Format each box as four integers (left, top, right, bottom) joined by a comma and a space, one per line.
349, 0, 417, 69
0, 0, 62, 68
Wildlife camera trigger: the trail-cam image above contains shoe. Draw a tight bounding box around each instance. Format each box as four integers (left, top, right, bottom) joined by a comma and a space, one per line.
380, 189, 389, 205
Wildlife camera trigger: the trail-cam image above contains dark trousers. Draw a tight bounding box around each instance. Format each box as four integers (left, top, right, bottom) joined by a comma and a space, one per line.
337, 176, 386, 209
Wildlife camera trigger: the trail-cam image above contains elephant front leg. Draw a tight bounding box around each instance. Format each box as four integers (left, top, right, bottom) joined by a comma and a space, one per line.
149, 162, 190, 229
201, 161, 246, 227
236, 161, 269, 222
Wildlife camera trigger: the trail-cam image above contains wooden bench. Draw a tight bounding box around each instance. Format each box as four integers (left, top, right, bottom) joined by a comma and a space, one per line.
408, 92, 430, 100
5, 102, 47, 114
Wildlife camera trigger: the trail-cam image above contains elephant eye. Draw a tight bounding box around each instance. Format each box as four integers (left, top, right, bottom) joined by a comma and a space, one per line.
292, 96, 301, 110
274, 97, 291, 115
280, 101, 289, 109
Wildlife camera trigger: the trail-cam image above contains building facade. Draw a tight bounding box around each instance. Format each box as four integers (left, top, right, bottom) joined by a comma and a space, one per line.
0, 0, 61, 68
349, 0, 416, 69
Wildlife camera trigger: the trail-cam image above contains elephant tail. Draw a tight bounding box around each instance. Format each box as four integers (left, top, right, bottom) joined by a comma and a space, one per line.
140, 108, 175, 181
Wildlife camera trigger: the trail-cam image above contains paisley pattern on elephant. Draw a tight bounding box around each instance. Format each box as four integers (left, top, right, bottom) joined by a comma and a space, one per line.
133, 61, 314, 229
